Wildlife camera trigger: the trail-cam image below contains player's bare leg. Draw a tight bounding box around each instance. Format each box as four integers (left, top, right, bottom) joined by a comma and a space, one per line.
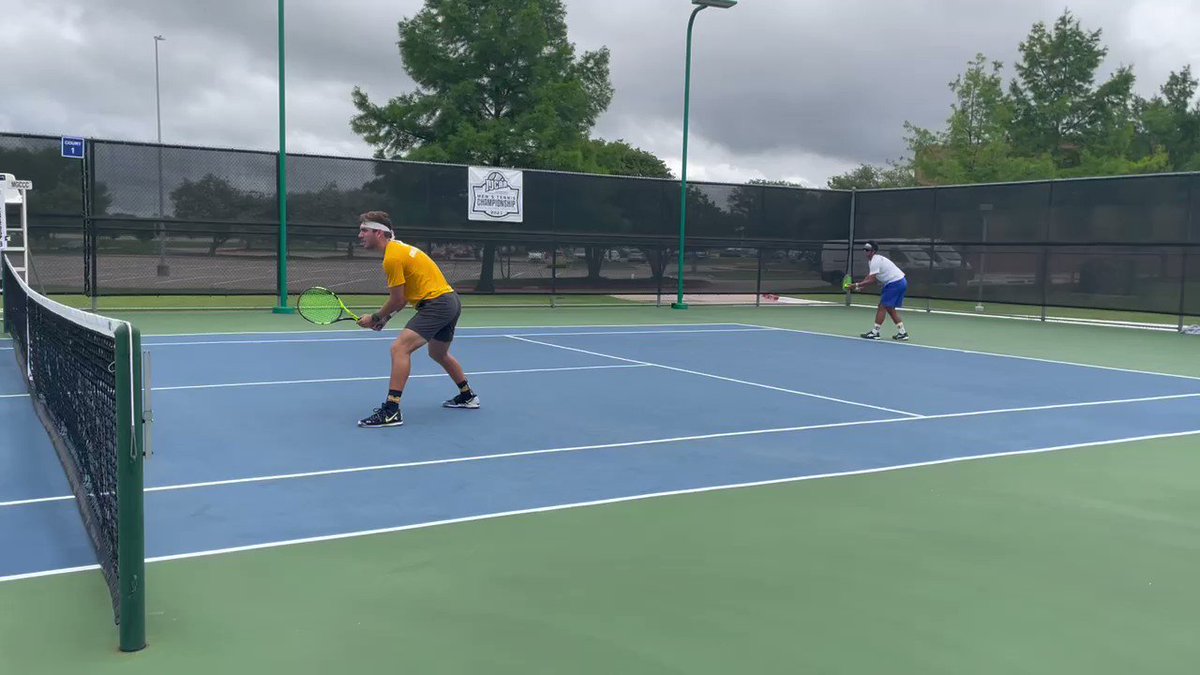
359, 329, 426, 428
430, 339, 480, 409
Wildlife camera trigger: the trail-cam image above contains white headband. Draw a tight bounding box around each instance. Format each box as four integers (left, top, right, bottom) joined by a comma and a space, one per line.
360, 221, 393, 234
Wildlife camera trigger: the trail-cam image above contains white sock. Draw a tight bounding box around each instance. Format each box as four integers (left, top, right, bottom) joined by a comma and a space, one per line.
896, 322, 905, 333
872, 324, 881, 333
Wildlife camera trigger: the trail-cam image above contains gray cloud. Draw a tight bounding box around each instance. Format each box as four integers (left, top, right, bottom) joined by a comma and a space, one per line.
2, 0, 1197, 186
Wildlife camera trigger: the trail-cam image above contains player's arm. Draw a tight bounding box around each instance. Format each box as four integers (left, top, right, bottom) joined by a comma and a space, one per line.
359, 285, 407, 329
853, 273, 877, 292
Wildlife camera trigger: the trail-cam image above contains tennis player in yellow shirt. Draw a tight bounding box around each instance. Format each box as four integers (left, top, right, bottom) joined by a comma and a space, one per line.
354, 211, 479, 428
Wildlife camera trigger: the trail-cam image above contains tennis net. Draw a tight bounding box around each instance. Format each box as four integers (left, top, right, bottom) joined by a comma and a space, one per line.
1, 254, 146, 652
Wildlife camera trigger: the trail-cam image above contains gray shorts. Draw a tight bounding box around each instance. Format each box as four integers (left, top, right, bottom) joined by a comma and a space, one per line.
404, 292, 462, 342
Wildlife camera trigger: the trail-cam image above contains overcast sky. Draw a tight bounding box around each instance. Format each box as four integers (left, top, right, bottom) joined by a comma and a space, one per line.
2, 0, 1198, 187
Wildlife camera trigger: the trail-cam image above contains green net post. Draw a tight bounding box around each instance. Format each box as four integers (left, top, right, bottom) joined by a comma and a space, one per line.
272, 0, 294, 315
115, 323, 147, 652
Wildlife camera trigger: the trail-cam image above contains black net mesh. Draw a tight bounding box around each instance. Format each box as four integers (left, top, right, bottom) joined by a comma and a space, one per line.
433, 239, 558, 295
1048, 175, 1191, 243
759, 186, 851, 241
933, 182, 1053, 242
760, 246, 837, 295
853, 188, 936, 240
928, 244, 1046, 307
89, 141, 278, 295
3, 255, 126, 621
1184, 249, 1200, 321
554, 172, 673, 238
1044, 246, 1186, 314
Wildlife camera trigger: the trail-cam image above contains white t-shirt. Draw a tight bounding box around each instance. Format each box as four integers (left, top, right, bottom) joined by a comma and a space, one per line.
868, 254, 905, 285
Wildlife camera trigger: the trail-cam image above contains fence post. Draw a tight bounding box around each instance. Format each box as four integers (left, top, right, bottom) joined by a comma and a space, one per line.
845, 188, 856, 307
1179, 248, 1188, 332
550, 174, 558, 309
926, 188, 936, 313
272, 0, 294, 314
1042, 179, 1054, 322
1183, 177, 1195, 332
84, 139, 98, 311
755, 247, 763, 306
927, 237, 934, 314
656, 246, 664, 307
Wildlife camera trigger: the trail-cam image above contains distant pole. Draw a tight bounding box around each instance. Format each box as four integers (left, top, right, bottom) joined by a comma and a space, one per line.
154, 35, 169, 277
273, 0, 294, 313
673, 6, 705, 310
976, 203, 992, 312
673, 1, 736, 309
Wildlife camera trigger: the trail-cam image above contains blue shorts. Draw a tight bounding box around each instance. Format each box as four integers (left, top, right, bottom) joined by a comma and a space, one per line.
879, 278, 908, 308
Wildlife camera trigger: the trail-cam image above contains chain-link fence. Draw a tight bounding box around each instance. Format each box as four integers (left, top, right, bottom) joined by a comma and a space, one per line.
3, 132, 1198, 325
851, 173, 1199, 325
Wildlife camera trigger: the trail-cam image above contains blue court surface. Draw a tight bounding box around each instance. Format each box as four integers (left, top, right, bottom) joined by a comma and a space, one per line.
3, 322, 1200, 579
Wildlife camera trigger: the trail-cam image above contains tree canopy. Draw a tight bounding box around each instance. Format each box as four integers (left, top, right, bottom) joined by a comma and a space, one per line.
828, 9, 1193, 189
351, 0, 671, 179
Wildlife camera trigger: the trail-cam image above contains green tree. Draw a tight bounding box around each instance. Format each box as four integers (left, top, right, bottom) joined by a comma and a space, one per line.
826, 161, 916, 190
587, 139, 673, 178
906, 55, 1023, 184
350, 0, 613, 172
748, 179, 803, 187
903, 54, 1061, 184
827, 10, 1191, 189
1007, 10, 1136, 166
1135, 66, 1200, 170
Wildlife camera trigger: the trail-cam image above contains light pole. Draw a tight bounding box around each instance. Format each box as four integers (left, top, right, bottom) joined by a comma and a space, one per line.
154, 34, 169, 277
673, 0, 736, 310
272, 0, 294, 313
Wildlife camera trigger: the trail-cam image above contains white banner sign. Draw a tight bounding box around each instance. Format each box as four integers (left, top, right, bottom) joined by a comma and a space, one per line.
468, 166, 523, 222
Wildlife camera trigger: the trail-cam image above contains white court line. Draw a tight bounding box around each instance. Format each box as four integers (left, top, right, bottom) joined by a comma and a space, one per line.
5, 427, 1199, 583
155, 363, 649, 392
142, 327, 772, 347
140, 322, 746, 339
0, 363, 650, 400
7, 390, 1197, 509
735, 323, 1200, 383
508, 335, 921, 417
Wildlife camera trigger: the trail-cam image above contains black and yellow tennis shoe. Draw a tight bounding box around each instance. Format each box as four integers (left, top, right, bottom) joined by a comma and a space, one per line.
358, 402, 403, 428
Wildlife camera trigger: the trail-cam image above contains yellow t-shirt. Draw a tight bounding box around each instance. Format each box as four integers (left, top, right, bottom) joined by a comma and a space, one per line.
382, 240, 455, 304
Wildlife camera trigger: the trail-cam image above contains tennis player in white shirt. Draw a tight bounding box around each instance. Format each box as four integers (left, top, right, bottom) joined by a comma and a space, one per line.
851, 241, 910, 341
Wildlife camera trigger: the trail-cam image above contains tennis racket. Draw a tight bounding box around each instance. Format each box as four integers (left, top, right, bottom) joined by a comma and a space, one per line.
842, 273, 853, 292
297, 287, 361, 325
